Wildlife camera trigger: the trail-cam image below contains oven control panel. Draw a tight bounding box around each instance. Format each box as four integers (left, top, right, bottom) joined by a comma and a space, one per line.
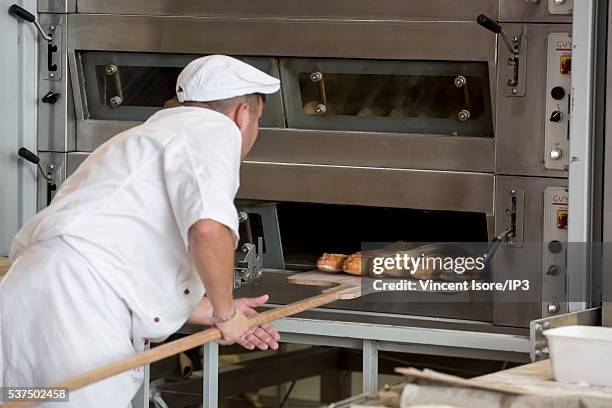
542, 186, 568, 316
548, 0, 573, 15
544, 33, 572, 171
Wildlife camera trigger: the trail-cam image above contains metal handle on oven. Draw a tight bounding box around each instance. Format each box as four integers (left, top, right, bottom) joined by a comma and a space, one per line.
476, 14, 517, 57
476, 14, 524, 93
18, 147, 57, 206
310, 71, 328, 115
8, 4, 53, 42
482, 228, 515, 265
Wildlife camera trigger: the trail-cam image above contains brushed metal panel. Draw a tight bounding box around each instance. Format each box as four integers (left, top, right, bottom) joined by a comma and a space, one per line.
238, 162, 494, 214
76, 120, 139, 152
495, 23, 571, 178
493, 176, 568, 328
75, 121, 495, 172
500, 0, 572, 23
66, 152, 89, 176
38, 0, 76, 13
76, 0, 497, 21
67, 15, 495, 63
248, 129, 495, 173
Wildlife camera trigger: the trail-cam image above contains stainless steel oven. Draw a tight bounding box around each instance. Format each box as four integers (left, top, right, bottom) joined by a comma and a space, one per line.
33, 0, 574, 333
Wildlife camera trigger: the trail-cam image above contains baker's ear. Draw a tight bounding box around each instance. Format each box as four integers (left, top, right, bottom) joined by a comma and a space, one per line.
234, 103, 251, 131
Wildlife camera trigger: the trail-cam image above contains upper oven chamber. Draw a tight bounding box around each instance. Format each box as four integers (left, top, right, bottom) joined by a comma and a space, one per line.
67, 15, 497, 177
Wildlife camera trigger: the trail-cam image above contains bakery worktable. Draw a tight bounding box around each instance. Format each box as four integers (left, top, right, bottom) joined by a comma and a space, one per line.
397, 359, 612, 405
477, 359, 554, 383
475, 359, 612, 399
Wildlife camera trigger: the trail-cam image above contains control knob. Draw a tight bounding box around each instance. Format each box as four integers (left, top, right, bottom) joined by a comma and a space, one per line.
550, 148, 563, 160
549, 110, 563, 122
547, 302, 560, 314
546, 265, 560, 276
41, 91, 60, 104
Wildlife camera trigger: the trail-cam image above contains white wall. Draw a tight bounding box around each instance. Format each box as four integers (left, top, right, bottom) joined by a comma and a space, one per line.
0, 0, 38, 256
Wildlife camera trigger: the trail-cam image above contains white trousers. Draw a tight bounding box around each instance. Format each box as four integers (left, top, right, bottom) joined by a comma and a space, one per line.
0, 238, 141, 407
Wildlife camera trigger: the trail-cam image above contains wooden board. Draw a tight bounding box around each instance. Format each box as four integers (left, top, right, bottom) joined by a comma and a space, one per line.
287, 270, 472, 296
396, 361, 612, 400
475, 359, 612, 399
287, 271, 373, 299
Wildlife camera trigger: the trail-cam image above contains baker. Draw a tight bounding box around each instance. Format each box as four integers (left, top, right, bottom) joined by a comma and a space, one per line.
0, 55, 281, 407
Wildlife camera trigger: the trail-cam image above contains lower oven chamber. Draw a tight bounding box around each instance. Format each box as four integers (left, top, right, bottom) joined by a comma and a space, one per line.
234, 183, 567, 330
235, 202, 494, 324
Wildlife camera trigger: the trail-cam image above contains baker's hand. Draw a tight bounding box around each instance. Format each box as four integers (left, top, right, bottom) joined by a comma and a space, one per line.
214, 309, 250, 345
235, 294, 280, 351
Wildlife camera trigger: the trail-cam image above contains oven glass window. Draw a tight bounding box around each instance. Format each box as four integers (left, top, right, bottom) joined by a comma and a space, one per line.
94, 65, 183, 108
282, 58, 493, 137
79, 52, 285, 127
298, 73, 486, 120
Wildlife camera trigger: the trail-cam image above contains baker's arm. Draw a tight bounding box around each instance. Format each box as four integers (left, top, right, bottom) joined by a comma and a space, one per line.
188, 219, 235, 316
188, 219, 250, 344
187, 295, 280, 350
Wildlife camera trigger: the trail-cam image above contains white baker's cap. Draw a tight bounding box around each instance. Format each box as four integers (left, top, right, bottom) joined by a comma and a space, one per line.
176, 55, 280, 103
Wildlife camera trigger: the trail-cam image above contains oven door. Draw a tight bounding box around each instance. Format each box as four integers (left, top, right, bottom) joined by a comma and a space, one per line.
281, 58, 493, 138
73, 51, 284, 151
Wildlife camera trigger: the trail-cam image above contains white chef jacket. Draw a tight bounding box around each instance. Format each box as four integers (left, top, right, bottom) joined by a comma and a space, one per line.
9, 106, 241, 346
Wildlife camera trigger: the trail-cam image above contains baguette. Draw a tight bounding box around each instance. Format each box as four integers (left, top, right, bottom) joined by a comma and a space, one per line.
317, 253, 348, 273
342, 252, 364, 276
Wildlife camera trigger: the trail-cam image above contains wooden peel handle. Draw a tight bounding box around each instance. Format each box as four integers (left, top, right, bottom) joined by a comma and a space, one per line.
0, 290, 343, 408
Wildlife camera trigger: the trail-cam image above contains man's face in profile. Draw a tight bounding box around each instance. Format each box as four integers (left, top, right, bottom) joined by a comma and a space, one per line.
240, 96, 264, 159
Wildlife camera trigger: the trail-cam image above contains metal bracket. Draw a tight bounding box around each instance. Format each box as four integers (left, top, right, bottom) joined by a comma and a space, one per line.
104, 64, 124, 108
529, 307, 601, 361
502, 188, 525, 247
233, 237, 264, 289
505, 35, 528, 97
310, 71, 328, 115
43, 24, 62, 81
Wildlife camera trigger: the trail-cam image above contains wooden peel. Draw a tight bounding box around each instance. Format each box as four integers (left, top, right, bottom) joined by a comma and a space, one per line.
286, 271, 374, 299
0, 277, 365, 408
287, 270, 471, 294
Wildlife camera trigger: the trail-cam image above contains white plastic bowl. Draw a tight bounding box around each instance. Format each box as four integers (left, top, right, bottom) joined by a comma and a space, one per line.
543, 325, 612, 387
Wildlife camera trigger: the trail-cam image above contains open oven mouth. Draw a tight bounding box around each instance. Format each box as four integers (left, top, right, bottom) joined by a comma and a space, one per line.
235, 200, 495, 323
237, 201, 489, 272
278, 202, 489, 271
